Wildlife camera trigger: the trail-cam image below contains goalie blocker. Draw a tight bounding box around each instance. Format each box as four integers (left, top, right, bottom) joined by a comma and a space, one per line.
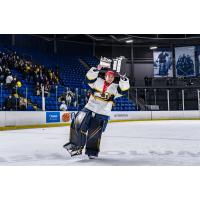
63, 108, 109, 157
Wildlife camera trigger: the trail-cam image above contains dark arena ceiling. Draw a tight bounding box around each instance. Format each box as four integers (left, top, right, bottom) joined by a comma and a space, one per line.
35, 34, 200, 46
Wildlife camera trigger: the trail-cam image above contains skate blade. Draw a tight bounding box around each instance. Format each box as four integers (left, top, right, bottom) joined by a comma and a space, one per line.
71, 150, 82, 157
63, 143, 83, 157
88, 155, 97, 160
63, 146, 82, 157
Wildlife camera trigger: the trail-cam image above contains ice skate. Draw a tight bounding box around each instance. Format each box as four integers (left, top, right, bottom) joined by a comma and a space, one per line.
63, 143, 83, 157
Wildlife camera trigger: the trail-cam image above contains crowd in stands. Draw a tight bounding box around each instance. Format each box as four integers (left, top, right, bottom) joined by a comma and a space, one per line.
0, 51, 60, 111
0, 50, 135, 112
0, 49, 91, 112
58, 88, 91, 111
24, 64, 60, 97
58, 89, 79, 111
4, 94, 27, 111
0, 52, 21, 87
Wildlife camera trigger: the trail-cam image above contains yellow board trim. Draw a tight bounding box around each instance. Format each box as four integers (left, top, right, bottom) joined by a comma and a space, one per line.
0, 118, 200, 131
0, 123, 70, 131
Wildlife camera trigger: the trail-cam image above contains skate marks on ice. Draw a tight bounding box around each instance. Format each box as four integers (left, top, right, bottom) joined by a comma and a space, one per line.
1, 121, 200, 165
1, 150, 200, 165
104, 135, 200, 142
76, 150, 200, 166
0, 153, 77, 166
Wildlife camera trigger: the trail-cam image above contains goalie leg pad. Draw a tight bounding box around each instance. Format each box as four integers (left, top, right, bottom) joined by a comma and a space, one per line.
85, 113, 109, 157
67, 108, 92, 150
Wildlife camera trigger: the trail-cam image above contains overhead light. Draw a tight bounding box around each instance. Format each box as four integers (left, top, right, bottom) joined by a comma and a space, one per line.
126, 39, 133, 43
150, 46, 158, 50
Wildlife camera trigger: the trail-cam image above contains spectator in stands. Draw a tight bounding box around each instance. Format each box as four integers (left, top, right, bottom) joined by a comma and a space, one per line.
0, 52, 2, 62
33, 104, 39, 111
58, 92, 66, 103
35, 83, 41, 96
144, 76, 148, 86
52, 72, 59, 85
34, 74, 40, 86
0, 50, 61, 111
12, 91, 20, 110
4, 67, 11, 78
43, 75, 48, 86
16, 80, 22, 88
13, 59, 19, 70
29, 66, 34, 82
73, 90, 79, 108
148, 77, 153, 86
166, 77, 170, 86
6, 73, 13, 84
10, 77, 17, 89
39, 68, 43, 79
48, 69, 53, 83
44, 83, 51, 97
60, 101, 68, 111
4, 95, 13, 111
19, 97, 27, 110
6, 73, 14, 89
73, 99, 78, 108
0, 66, 4, 83
36, 88, 41, 96
66, 91, 72, 107
23, 62, 31, 81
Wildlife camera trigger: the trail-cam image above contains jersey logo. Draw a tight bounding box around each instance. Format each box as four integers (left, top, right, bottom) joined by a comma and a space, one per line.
94, 91, 113, 101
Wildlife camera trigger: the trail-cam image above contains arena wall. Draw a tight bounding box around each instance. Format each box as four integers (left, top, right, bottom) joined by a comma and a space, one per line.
0, 111, 200, 130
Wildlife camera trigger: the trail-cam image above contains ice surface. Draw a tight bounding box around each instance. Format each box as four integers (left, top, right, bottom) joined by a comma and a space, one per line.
0, 120, 200, 166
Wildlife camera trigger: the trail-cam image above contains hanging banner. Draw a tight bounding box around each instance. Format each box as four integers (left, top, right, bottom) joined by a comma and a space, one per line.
153, 51, 173, 77
175, 46, 195, 77
196, 46, 200, 75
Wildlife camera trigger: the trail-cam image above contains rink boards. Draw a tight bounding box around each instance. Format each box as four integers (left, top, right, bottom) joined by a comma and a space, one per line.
0, 110, 200, 130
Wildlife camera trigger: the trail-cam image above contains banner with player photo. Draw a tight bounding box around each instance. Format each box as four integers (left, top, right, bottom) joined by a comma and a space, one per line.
153, 50, 173, 77
175, 46, 195, 77
196, 46, 200, 75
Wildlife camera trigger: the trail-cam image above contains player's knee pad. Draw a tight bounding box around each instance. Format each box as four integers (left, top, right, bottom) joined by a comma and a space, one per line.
74, 110, 91, 133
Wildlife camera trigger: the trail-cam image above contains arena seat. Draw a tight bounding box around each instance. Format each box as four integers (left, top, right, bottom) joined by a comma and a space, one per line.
0, 46, 137, 111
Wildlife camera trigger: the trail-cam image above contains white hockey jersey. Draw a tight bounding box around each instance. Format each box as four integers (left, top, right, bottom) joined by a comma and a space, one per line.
85, 67, 130, 116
